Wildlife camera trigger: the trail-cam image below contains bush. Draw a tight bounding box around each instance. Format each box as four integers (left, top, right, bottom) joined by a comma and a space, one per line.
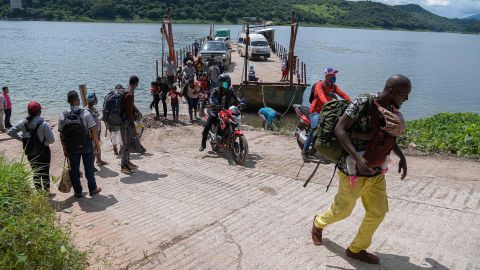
399, 112, 480, 157
0, 159, 88, 270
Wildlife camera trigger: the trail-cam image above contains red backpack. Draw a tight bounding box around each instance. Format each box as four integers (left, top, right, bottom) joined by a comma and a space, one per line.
363, 100, 397, 167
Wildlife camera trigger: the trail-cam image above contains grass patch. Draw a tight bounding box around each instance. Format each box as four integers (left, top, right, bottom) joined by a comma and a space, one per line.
399, 112, 480, 158
294, 3, 347, 19
0, 158, 88, 270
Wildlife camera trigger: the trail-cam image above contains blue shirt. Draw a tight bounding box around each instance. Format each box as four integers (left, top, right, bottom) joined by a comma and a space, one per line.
259, 107, 277, 125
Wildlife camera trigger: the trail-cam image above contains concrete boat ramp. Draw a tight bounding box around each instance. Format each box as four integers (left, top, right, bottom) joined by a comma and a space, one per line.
2, 124, 479, 270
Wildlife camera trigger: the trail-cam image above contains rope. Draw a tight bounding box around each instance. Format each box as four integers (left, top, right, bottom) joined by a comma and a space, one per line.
259, 84, 298, 116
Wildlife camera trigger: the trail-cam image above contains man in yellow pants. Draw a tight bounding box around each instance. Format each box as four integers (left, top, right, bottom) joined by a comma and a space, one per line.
311, 75, 411, 264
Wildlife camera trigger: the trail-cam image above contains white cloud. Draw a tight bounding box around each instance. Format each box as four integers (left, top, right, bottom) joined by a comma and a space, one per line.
365, 0, 480, 18
424, 0, 451, 6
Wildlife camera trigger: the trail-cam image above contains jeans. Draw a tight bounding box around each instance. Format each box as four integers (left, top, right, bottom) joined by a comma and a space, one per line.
120, 124, 133, 167
28, 146, 51, 190
303, 112, 320, 153
314, 172, 388, 253
161, 96, 167, 117
150, 94, 160, 118
0, 109, 4, 131
4, 109, 12, 128
171, 103, 179, 120
167, 75, 175, 87
201, 112, 218, 146
68, 145, 97, 194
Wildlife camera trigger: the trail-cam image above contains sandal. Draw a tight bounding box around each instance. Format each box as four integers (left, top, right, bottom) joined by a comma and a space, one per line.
96, 161, 109, 166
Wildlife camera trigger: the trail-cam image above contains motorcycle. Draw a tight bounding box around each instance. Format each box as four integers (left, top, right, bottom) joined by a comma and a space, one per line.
293, 104, 323, 159
204, 104, 249, 165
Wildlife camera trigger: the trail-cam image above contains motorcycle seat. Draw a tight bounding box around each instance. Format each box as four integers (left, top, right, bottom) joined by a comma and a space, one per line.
298, 106, 311, 117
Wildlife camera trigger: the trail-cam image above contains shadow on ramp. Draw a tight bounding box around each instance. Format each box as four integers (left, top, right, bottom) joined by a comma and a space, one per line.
120, 171, 167, 184
97, 166, 119, 178
322, 238, 449, 270
54, 194, 118, 213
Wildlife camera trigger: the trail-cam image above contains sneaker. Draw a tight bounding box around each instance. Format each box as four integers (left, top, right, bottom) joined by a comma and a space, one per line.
128, 162, 138, 169
89, 187, 102, 196
121, 166, 133, 175
302, 152, 309, 162
74, 193, 83, 198
199, 144, 206, 152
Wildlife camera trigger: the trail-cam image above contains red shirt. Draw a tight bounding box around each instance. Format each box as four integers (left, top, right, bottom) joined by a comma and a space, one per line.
3, 93, 12, 109
168, 90, 182, 104
310, 81, 351, 114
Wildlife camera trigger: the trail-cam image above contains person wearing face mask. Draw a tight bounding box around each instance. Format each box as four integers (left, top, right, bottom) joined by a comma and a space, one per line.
302, 67, 351, 162
199, 74, 244, 152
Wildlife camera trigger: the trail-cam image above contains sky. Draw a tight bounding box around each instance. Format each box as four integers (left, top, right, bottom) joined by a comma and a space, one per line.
371, 0, 480, 18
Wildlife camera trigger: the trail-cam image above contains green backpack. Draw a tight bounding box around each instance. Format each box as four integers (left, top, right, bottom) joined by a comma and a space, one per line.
313, 99, 350, 163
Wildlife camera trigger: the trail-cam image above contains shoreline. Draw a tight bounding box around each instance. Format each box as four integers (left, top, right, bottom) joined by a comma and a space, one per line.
1, 18, 478, 35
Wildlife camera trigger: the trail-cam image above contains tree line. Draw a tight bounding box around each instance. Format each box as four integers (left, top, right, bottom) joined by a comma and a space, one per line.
0, 0, 479, 33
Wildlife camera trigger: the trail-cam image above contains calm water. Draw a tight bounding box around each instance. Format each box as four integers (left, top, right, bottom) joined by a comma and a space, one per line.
1, 21, 479, 123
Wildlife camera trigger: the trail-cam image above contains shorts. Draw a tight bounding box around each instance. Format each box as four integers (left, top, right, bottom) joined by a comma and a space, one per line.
187, 97, 199, 110
282, 70, 289, 77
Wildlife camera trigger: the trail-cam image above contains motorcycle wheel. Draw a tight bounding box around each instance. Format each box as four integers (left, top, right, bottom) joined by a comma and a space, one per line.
296, 122, 308, 150
209, 124, 219, 152
232, 135, 249, 165
296, 122, 317, 155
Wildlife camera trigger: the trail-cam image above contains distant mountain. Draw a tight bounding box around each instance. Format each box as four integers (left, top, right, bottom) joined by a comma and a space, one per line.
394, 4, 464, 32
0, 0, 479, 33
465, 14, 480, 20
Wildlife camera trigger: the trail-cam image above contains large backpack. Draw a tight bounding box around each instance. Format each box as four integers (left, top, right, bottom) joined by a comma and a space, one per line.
102, 90, 125, 127
313, 99, 351, 163
22, 120, 45, 157
313, 94, 374, 163
62, 110, 90, 154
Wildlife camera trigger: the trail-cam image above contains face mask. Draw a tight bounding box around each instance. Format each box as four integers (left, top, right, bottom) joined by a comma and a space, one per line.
330, 77, 337, 84
222, 82, 229, 89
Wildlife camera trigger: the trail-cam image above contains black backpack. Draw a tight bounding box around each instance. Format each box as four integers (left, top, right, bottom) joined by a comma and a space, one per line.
22, 120, 45, 157
102, 89, 125, 127
62, 109, 90, 154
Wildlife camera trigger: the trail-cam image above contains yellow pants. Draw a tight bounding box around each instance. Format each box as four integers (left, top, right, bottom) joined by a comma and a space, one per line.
314, 172, 388, 253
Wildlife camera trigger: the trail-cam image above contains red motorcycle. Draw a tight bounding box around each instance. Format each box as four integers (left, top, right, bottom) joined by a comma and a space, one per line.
204, 105, 249, 165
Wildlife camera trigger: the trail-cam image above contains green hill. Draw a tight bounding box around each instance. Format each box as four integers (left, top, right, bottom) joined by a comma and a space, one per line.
465, 14, 480, 20
0, 0, 478, 33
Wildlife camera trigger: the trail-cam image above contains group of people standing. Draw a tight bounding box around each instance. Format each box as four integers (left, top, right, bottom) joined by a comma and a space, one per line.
152, 47, 225, 124
5, 75, 144, 198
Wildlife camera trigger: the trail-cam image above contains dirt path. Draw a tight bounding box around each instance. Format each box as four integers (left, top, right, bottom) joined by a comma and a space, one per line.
1, 120, 479, 270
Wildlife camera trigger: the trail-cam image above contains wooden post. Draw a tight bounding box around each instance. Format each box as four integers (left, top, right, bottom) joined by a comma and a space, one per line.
79, 85, 88, 107
156, 60, 159, 78
244, 23, 250, 85
301, 62, 304, 84
304, 63, 307, 85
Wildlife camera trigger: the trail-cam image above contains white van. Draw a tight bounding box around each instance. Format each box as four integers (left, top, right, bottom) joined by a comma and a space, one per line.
237, 33, 271, 60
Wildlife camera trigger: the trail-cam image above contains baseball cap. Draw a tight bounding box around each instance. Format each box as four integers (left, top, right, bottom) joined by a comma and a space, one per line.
324, 67, 338, 75
87, 91, 96, 102
27, 101, 42, 114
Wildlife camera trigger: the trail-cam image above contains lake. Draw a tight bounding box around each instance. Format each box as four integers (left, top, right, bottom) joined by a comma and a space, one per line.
1, 21, 479, 123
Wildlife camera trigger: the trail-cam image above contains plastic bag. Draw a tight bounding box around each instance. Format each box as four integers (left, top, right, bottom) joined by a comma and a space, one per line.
58, 158, 72, 193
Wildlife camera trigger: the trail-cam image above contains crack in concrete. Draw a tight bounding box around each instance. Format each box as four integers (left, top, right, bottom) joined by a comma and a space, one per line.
122, 196, 261, 269
216, 220, 243, 270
